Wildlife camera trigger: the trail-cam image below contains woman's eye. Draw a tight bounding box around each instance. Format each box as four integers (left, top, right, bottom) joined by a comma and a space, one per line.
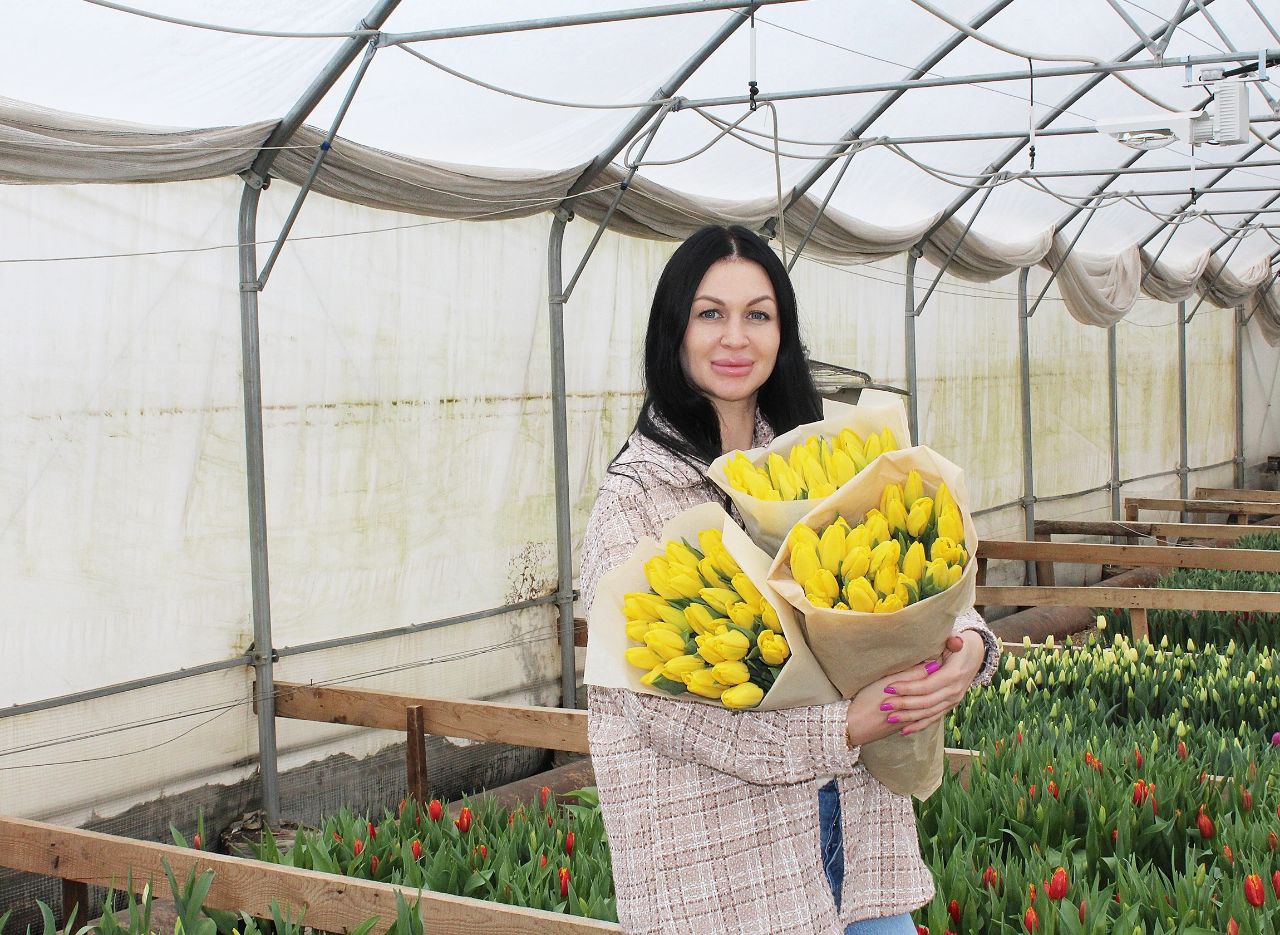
696, 308, 721, 320
747, 310, 771, 321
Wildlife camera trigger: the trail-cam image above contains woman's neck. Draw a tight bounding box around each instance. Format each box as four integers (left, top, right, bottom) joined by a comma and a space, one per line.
713, 396, 758, 453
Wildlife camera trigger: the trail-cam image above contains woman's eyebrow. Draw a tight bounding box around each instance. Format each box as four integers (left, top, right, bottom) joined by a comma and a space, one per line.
692, 294, 776, 305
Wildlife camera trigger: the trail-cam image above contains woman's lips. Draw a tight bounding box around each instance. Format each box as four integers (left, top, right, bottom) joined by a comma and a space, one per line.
710, 359, 754, 377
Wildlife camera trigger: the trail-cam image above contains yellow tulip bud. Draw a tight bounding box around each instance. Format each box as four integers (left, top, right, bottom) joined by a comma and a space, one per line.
874, 562, 898, 597
667, 571, 705, 600
834, 601, 850, 610
643, 629, 687, 662
806, 569, 841, 603
639, 665, 665, 687
837, 428, 864, 462
643, 558, 681, 600
695, 634, 725, 664
866, 514, 890, 547
648, 619, 686, 636
720, 682, 765, 709
863, 433, 882, 462
830, 449, 856, 486
624, 592, 668, 619
697, 557, 729, 589
745, 472, 779, 501
845, 524, 870, 551
684, 603, 719, 636
625, 621, 652, 642
657, 604, 688, 629
879, 482, 904, 517
925, 558, 950, 596
840, 544, 871, 581
626, 646, 664, 670
937, 506, 963, 544
788, 523, 821, 553
711, 661, 751, 685
901, 541, 926, 582
809, 482, 837, 498
869, 539, 901, 575
622, 598, 656, 622
844, 576, 877, 612
801, 458, 829, 493
818, 524, 847, 575
662, 654, 706, 681
699, 587, 741, 615
708, 545, 742, 578
906, 498, 933, 538
727, 601, 758, 629
685, 668, 729, 699
880, 427, 897, 453
899, 577, 920, 605
808, 594, 834, 609
903, 470, 924, 508
758, 631, 791, 665
947, 563, 963, 587
730, 573, 764, 608
873, 594, 904, 614
886, 498, 909, 536
697, 528, 723, 555
930, 536, 958, 564
756, 603, 779, 633
791, 543, 821, 588
934, 482, 954, 516
707, 629, 751, 662
665, 541, 700, 571
775, 470, 800, 501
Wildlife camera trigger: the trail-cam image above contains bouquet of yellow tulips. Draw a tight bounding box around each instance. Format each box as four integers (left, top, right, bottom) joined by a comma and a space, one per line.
584, 501, 840, 712
767, 445, 978, 800
708, 396, 911, 554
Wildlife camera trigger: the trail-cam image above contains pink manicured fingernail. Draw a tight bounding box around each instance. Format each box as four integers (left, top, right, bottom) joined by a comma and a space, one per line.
883, 686, 897, 694
879, 702, 894, 712
925, 661, 942, 675
900, 727, 911, 736
887, 715, 900, 724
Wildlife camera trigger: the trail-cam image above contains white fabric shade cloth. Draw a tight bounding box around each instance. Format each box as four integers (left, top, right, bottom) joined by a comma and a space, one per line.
3, 1, 1280, 340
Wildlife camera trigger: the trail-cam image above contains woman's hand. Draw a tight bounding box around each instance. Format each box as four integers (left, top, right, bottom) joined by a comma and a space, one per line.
844, 631, 985, 746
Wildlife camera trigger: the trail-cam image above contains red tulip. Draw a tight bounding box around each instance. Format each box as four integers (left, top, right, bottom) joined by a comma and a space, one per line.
948, 899, 960, 925
1028, 882, 1037, 904
1268, 831, 1278, 852
1244, 873, 1265, 908
565, 831, 575, 856
1048, 780, 1059, 800
398, 798, 406, 818
915, 927, 929, 935
1223, 845, 1234, 866
1047, 867, 1068, 901
539, 853, 548, 868
353, 839, 364, 857
1134, 747, 1143, 768
370, 855, 379, 875
1132, 781, 1148, 806
1240, 788, 1253, 812
1111, 828, 1118, 845
1271, 870, 1280, 899
1023, 906, 1039, 932
1078, 899, 1086, 923
333, 830, 342, 843
1227, 919, 1239, 935
456, 807, 472, 833
509, 813, 515, 827
540, 786, 551, 809
1177, 741, 1187, 760
559, 867, 570, 898
412, 839, 423, 860
1028, 784, 1037, 799
982, 867, 998, 889
192, 832, 201, 851
474, 844, 488, 860
547, 814, 554, 828
1016, 730, 1023, 745
428, 799, 443, 822
1197, 813, 1215, 839
368, 821, 377, 841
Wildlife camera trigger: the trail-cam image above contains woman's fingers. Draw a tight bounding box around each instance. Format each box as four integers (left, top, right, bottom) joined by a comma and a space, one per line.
899, 707, 951, 737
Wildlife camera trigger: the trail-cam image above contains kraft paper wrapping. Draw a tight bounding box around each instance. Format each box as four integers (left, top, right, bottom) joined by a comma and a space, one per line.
766, 446, 979, 800
707, 396, 913, 556
584, 500, 841, 711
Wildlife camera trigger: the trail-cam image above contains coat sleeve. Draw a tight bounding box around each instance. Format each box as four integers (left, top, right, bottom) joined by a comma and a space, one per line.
951, 606, 1001, 687
594, 686, 860, 786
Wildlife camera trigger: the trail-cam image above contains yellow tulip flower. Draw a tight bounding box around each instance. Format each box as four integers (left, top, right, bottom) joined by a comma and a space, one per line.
901, 541, 926, 583
625, 646, 664, 670
699, 587, 742, 615
818, 524, 846, 575
844, 577, 877, 612
761, 602, 782, 633
711, 661, 751, 685
731, 573, 764, 608
685, 669, 730, 699
625, 621, 652, 642
643, 629, 686, 662
788, 523, 821, 553
721, 682, 765, 709
806, 569, 841, 603
791, 542, 821, 588
758, 631, 791, 665
662, 654, 706, 681
903, 470, 924, 508
840, 545, 871, 581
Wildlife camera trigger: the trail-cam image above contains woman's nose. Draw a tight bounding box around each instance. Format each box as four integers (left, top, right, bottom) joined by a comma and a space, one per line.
721, 317, 749, 347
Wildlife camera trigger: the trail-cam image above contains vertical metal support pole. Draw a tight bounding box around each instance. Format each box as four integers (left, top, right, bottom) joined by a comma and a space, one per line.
1017, 268, 1037, 584
1176, 300, 1190, 517
1107, 324, 1122, 533
237, 183, 280, 825
904, 251, 921, 445
1235, 303, 1247, 488
548, 213, 577, 709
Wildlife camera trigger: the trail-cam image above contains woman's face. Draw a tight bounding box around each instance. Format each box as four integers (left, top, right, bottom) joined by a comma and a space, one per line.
679, 257, 781, 407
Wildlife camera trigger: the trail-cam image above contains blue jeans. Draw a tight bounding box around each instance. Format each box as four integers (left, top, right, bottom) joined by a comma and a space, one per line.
819, 780, 918, 935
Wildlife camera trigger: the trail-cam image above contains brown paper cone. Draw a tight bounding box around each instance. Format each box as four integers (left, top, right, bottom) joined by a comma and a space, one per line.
707, 397, 912, 555
584, 501, 840, 711
766, 446, 979, 800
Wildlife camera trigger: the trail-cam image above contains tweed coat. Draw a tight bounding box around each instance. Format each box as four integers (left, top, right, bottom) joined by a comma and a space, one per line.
582, 412, 1000, 934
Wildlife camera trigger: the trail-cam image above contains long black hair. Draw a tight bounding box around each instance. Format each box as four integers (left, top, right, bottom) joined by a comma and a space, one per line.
613, 224, 822, 476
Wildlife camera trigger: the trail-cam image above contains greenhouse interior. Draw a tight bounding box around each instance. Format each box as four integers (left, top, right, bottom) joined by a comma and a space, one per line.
3, 0, 1280, 931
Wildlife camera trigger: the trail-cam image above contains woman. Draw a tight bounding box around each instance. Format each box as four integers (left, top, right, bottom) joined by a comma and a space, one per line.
581, 225, 999, 935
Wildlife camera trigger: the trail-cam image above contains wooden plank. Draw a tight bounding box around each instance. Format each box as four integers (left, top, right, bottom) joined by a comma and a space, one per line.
976, 586, 1280, 612
0, 816, 618, 935
1126, 497, 1280, 517
61, 879, 90, 926
406, 705, 428, 807
1034, 520, 1262, 541
1032, 532, 1056, 587
1125, 501, 1139, 522
1130, 607, 1150, 643
1195, 487, 1280, 504
272, 682, 590, 754
975, 539, 1280, 573
945, 747, 980, 790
